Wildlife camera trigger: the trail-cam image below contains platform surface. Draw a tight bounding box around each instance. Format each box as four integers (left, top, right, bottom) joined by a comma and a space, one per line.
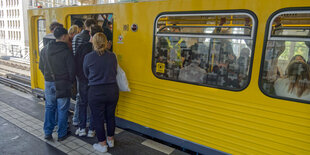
0, 84, 189, 155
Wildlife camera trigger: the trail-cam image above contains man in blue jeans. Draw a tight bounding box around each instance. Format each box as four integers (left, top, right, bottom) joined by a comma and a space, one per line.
39, 27, 75, 141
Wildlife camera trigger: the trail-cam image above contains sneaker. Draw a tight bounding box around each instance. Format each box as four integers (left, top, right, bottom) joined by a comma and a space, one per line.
107, 139, 114, 148
44, 134, 53, 140
87, 130, 96, 138
75, 128, 86, 137
93, 143, 108, 153
57, 131, 71, 142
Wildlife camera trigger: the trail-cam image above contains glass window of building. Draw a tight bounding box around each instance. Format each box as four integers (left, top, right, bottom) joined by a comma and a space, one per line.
153, 12, 256, 90
260, 10, 310, 103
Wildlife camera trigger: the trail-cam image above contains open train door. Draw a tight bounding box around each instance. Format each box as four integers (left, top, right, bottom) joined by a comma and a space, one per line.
29, 16, 46, 97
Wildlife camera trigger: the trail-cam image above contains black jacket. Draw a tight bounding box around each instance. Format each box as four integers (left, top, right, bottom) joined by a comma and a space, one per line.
75, 42, 92, 82
72, 30, 90, 55
39, 41, 75, 83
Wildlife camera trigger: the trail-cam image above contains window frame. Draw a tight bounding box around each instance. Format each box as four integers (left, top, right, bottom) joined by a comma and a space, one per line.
259, 7, 310, 104
152, 10, 258, 91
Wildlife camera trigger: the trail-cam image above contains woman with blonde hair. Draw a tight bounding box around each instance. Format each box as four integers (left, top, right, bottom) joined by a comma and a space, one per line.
274, 60, 310, 100
83, 33, 118, 153
67, 25, 80, 51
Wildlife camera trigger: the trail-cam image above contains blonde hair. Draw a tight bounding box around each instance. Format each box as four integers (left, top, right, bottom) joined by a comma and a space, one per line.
92, 32, 108, 56
68, 25, 80, 36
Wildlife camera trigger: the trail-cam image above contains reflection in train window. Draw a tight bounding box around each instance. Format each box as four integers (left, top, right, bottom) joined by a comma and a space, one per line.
153, 12, 256, 90
261, 11, 310, 103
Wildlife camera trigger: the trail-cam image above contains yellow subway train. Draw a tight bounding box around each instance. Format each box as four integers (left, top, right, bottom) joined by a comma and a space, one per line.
28, 0, 310, 154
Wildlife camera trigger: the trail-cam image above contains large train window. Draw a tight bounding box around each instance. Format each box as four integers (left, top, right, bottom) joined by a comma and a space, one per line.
153, 12, 257, 90
260, 10, 310, 103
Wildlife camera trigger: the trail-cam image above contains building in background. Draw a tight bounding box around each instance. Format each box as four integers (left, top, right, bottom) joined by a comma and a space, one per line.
0, 0, 30, 61
0, 0, 150, 63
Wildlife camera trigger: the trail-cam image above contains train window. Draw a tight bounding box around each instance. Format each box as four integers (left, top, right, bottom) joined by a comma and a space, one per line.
153, 12, 256, 90
260, 10, 310, 103
37, 19, 46, 51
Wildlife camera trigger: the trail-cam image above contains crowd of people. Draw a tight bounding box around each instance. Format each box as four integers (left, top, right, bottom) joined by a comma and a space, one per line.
39, 18, 117, 153
155, 18, 252, 89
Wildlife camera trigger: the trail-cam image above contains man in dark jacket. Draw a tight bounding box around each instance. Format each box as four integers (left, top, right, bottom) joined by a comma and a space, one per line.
72, 18, 97, 126
43, 22, 63, 46
74, 25, 103, 137
72, 19, 97, 55
39, 27, 75, 141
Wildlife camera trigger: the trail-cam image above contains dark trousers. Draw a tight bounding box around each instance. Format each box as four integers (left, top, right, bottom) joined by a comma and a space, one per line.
78, 80, 94, 130
89, 83, 119, 142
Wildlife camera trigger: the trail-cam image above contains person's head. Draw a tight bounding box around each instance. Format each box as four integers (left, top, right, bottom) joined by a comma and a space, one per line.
90, 25, 103, 37
290, 55, 306, 63
73, 20, 84, 31
92, 32, 108, 56
287, 60, 310, 97
54, 27, 69, 43
49, 22, 63, 33
107, 21, 112, 31
172, 24, 181, 32
68, 25, 80, 40
84, 19, 97, 30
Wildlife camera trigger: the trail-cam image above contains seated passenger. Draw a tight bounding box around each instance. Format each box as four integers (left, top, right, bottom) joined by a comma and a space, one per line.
274, 60, 310, 100
178, 54, 206, 83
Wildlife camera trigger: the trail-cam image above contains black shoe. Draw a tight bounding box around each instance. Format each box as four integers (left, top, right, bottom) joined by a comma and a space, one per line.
44, 134, 53, 140
57, 131, 71, 142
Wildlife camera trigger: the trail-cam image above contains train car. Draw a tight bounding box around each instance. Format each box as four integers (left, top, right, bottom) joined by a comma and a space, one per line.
28, 0, 310, 154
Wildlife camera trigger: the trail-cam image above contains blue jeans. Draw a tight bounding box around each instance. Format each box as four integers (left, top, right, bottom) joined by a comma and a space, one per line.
44, 81, 70, 138
72, 93, 80, 124
78, 80, 94, 130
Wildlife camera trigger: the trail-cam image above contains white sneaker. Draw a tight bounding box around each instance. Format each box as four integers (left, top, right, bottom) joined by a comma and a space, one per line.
93, 143, 108, 153
87, 130, 96, 137
107, 139, 114, 148
75, 128, 86, 137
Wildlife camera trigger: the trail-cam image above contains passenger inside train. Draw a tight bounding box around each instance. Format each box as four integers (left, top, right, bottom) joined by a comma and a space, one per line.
154, 15, 253, 89
261, 14, 310, 101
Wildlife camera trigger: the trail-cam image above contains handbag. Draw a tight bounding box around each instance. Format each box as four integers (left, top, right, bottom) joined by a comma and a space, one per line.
116, 57, 130, 92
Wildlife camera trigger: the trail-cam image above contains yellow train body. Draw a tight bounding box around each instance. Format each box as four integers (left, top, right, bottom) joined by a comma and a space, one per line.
28, 0, 310, 154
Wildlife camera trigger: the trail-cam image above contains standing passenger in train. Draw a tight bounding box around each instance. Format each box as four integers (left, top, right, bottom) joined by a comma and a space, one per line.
43, 22, 63, 46
68, 25, 80, 51
72, 19, 97, 126
74, 25, 103, 137
83, 33, 118, 153
39, 27, 75, 141
73, 20, 84, 33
